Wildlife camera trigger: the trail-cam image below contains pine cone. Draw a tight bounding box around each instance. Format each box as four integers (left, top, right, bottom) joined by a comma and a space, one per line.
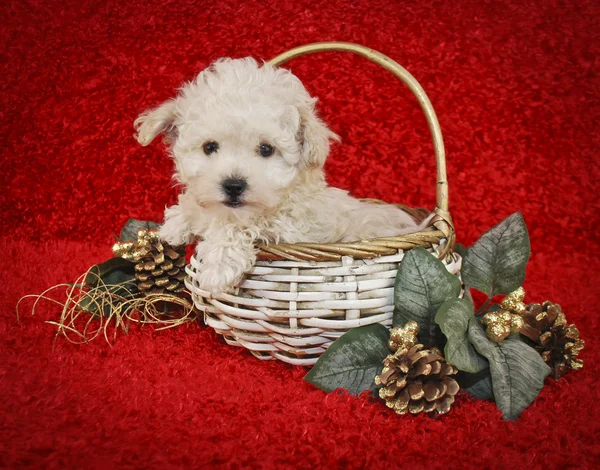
375, 344, 460, 415
521, 301, 584, 379
133, 230, 187, 296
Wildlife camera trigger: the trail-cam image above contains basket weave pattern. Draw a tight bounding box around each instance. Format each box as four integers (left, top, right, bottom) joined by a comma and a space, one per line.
185, 42, 459, 365
186, 244, 461, 365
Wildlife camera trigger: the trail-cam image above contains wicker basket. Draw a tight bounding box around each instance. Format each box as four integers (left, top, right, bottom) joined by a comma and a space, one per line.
185, 42, 460, 365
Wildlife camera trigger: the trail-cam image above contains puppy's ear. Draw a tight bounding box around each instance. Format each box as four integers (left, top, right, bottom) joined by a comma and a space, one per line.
134, 99, 178, 146
298, 102, 339, 169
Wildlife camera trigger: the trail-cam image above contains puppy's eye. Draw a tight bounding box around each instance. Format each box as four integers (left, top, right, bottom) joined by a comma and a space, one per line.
203, 141, 219, 155
258, 143, 275, 158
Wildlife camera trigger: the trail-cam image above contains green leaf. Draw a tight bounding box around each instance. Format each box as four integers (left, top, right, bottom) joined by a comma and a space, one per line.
393, 247, 462, 348
475, 301, 502, 317
78, 282, 138, 316
81, 258, 139, 316
454, 243, 467, 259
486, 303, 502, 313
462, 212, 530, 297
118, 218, 160, 242
305, 324, 390, 395
466, 376, 494, 401
435, 298, 488, 373
468, 317, 551, 420
458, 370, 495, 401
85, 257, 136, 288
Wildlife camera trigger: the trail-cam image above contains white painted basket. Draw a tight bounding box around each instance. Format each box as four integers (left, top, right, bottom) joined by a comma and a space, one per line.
185, 42, 459, 365
186, 246, 461, 365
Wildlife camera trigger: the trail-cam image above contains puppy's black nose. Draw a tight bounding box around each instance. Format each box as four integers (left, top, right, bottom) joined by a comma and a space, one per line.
222, 178, 247, 197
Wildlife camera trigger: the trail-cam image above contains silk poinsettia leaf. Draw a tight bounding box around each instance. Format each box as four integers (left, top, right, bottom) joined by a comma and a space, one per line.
85, 257, 136, 288
393, 247, 462, 348
81, 257, 138, 316
78, 283, 138, 316
458, 370, 495, 401
468, 317, 550, 420
485, 304, 503, 314
462, 212, 530, 298
454, 242, 467, 259
305, 323, 390, 395
118, 218, 161, 242
435, 298, 488, 374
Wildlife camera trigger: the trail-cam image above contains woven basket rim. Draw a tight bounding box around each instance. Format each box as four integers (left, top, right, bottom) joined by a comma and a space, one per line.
256, 205, 455, 262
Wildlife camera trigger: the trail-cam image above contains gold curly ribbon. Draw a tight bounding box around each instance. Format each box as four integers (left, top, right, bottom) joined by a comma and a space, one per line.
16, 266, 197, 345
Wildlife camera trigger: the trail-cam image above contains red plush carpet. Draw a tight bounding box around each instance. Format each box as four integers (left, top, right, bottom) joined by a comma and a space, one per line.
2, 0, 599, 468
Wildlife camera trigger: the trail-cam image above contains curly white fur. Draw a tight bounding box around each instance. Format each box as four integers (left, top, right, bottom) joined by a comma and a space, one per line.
135, 58, 427, 296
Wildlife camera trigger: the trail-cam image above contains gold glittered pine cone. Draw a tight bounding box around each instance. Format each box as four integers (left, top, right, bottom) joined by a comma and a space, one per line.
132, 230, 187, 296
375, 344, 460, 415
520, 301, 584, 379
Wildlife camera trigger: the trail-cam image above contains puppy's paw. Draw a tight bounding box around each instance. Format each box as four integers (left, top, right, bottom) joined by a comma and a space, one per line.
194, 240, 256, 298
196, 264, 238, 298
159, 204, 194, 246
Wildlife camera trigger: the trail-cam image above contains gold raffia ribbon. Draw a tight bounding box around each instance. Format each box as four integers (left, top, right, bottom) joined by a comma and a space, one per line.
18, 229, 197, 345
16, 265, 197, 345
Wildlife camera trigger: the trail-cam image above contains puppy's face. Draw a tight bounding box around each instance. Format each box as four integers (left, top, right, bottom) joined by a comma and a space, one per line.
171, 91, 302, 215
135, 58, 336, 218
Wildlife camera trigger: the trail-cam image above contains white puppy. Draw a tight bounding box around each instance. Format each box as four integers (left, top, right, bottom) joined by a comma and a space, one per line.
135, 58, 428, 296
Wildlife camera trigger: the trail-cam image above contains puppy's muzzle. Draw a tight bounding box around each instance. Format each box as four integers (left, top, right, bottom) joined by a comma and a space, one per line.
222, 177, 247, 207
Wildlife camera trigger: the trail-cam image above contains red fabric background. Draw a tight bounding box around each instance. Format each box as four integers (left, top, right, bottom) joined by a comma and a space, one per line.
2, 0, 599, 468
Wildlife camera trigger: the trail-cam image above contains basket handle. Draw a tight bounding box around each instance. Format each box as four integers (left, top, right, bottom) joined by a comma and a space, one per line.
268, 42, 452, 231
